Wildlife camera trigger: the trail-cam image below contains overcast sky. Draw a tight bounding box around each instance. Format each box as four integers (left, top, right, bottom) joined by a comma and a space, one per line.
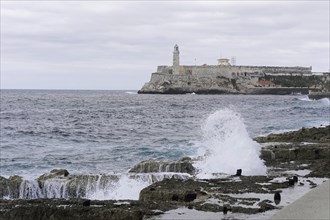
1, 1, 329, 90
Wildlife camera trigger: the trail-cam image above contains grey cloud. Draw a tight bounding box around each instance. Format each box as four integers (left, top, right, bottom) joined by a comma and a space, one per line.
1, 1, 329, 89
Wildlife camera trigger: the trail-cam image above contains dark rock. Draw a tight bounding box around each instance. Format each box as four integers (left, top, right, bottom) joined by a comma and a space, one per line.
82, 200, 91, 207
235, 169, 242, 176
255, 126, 330, 143
0, 199, 145, 220
293, 176, 298, 183
0, 175, 23, 198
172, 194, 179, 201
258, 200, 276, 212
63, 170, 69, 177
259, 127, 330, 178
308, 159, 330, 178
274, 192, 281, 205
184, 192, 197, 202
308, 92, 330, 100
223, 206, 228, 214
38, 169, 70, 187
139, 179, 205, 202
129, 159, 195, 175
288, 179, 295, 186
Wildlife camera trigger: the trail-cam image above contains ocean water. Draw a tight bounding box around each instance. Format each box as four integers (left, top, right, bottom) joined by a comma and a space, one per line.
0, 90, 329, 199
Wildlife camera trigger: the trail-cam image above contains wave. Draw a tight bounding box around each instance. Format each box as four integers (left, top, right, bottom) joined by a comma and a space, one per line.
297, 96, 330, 105
1, 108, 268, 200
297, 96, 313, 102
319, 98, 330, 105
4, 173, 190, 200
195, 108, 267, 178
125, 91, 137, 95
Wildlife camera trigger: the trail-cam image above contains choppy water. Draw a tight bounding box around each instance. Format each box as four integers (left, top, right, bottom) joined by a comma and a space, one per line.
0, 90, 329, 200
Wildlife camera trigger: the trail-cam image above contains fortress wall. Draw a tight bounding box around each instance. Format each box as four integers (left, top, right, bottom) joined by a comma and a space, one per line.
149, 72, 253, 86
178, 65, 255, 77
149, 73, 202, 84
176, 65, 311, 76
228, 65, 311, 72
155, 65, 311, 78
157, 66, 169, 72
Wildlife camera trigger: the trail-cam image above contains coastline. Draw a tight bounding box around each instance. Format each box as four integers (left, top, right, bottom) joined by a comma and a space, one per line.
0, 126, 329, 220
138, 87, 314, 95
308, 92, 330, 100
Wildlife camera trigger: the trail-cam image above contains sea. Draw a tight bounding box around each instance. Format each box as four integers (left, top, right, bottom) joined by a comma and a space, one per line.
0, 89, 329, 200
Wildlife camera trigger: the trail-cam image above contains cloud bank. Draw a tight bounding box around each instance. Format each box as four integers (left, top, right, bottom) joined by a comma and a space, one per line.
1, 1, 329, 89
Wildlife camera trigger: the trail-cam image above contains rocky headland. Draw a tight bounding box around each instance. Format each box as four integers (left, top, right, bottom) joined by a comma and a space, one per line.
138, 45, 329, 95
0, 126, 329, 220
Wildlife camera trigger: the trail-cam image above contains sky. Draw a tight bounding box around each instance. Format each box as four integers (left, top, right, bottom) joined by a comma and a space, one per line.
1, 1, 329, 90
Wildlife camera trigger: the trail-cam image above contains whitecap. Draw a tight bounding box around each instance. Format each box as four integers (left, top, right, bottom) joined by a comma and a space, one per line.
125, 91, 137, 95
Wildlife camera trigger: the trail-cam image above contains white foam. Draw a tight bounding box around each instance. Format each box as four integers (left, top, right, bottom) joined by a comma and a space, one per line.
298, 95, 330, 106
297, 96, 313, 102
284, 169, 311, 176
195, 108, 267, 178
12, 172, 191, 200
86, 174, 149, 200
125, 91, 137, 94
319, 97, 330, 105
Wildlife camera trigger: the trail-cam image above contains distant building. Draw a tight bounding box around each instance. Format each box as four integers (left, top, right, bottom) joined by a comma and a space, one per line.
156, 45, 313, 79
217, 58, 231, 66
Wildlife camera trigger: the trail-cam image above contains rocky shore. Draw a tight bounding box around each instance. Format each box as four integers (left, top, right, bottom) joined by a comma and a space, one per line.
0, 126, 329, 220
308, 92, 330, 100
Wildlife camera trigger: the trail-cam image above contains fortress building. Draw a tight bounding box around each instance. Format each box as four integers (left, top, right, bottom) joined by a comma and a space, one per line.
138, 45, 328, 94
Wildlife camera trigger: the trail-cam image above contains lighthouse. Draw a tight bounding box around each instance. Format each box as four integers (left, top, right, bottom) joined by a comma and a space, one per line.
173, 44, 180, 74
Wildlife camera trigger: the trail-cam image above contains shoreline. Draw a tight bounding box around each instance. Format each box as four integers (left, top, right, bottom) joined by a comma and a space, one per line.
0, 126, 329, 220
138, 87, 315, 95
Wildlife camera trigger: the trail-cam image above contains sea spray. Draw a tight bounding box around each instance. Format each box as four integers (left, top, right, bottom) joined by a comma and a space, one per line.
320, 98, 330, 105
195, 108, 267, 178
297, 96, 330, 106
13, 173, 190, 200
19, 179, 43, 199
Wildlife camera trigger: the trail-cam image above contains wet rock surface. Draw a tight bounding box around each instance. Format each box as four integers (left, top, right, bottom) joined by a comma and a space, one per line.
129, 157, 195, 175
1, 126, 329, 220
139, 176, 288, 215
255, 125, 330, 143
257, 126, 330, 178
0, 175, 22, 198
0, 199, 146, 220
1, 175, 324, 220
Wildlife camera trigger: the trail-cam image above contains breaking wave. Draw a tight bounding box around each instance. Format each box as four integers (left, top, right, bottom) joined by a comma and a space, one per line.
125, 91, 137, 95
297, 96, 330, 105
15, 173, 190, 200
195, 108, 267, 178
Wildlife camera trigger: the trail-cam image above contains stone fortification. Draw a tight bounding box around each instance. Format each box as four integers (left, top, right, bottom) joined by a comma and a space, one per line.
139, 45, 326, 94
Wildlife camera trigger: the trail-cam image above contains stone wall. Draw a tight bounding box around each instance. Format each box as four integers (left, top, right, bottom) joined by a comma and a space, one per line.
155, 65, 311, 76
139, 64, 315, 94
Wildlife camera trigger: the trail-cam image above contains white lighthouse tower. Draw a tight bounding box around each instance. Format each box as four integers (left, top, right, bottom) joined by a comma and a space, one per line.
173, 44, 180, 74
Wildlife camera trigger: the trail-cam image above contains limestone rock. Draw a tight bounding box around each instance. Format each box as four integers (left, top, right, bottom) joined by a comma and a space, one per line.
139, 178, 206, 202
255, 126, 330, 143
0, 175, 22, 198
128, 158, 195, 175
37, 169, 70, 187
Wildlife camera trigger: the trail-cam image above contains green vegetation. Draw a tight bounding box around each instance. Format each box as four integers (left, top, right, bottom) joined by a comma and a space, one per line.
262, 75, 324, 88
